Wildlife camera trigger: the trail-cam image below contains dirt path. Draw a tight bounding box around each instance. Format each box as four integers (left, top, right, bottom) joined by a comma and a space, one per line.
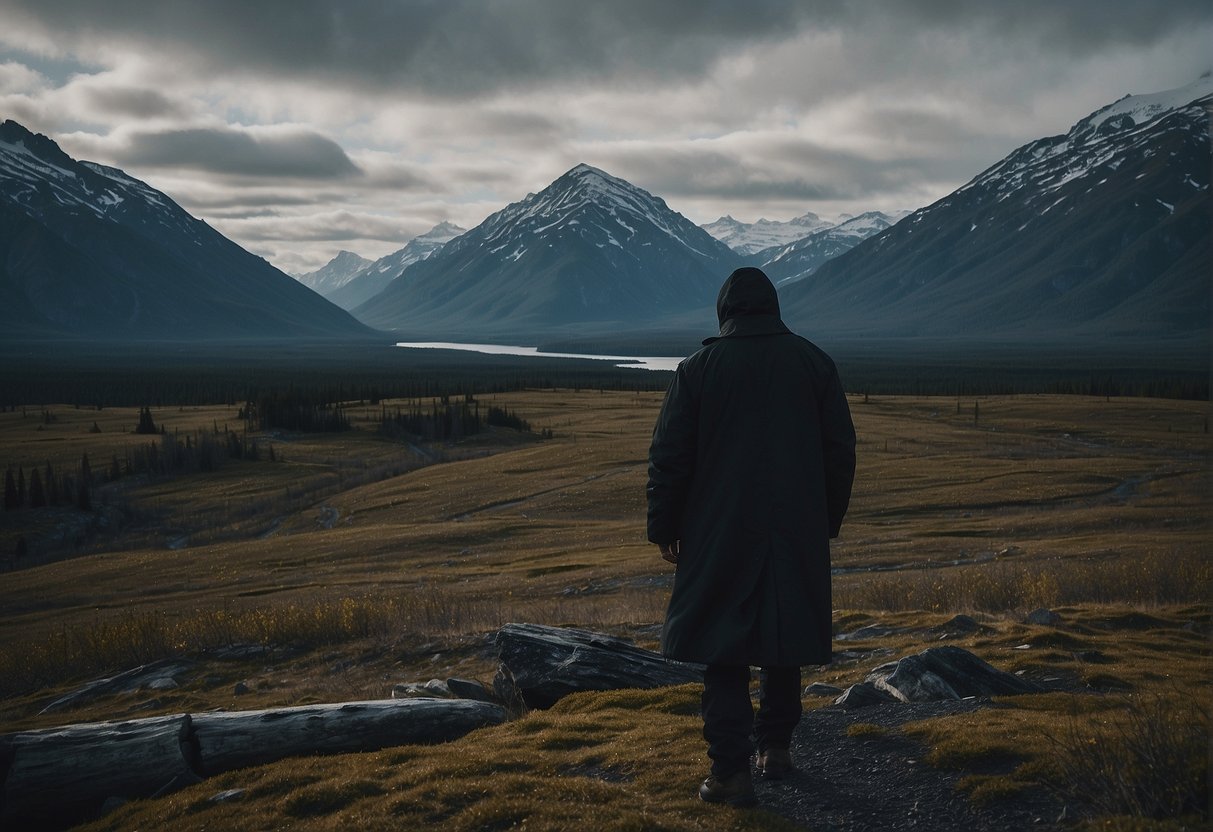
757, 700, 1063, 831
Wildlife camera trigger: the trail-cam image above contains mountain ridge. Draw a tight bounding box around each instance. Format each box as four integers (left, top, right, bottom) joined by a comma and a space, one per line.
0, 120, 372, 341
778, 77, 1212, 341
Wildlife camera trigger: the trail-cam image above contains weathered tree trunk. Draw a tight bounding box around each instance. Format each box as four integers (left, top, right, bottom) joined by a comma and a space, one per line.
493, 622, 703, 709
191, 698, 507, 776
0, 698, 506, 827
0, 714, 200, 828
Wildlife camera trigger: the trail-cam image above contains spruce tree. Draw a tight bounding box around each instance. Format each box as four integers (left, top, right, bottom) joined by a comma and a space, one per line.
28, 468, 46, 508
16, 466, 25, 507
136, 406, 157, 435
3, 468, 16, 511
44, 462, 58, 505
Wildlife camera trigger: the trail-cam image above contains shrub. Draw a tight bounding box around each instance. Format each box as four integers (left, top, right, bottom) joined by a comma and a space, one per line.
1041, 694, 1208, 822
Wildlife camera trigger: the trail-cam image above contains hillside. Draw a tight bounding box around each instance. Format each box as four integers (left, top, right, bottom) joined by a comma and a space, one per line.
0, 121, 372, 341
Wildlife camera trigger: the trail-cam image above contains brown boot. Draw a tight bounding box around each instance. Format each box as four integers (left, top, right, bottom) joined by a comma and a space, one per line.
698, 770, 757, 807
756, 747, 794, 780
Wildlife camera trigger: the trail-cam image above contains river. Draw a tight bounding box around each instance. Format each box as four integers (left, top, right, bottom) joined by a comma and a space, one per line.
394, 341, 683, 371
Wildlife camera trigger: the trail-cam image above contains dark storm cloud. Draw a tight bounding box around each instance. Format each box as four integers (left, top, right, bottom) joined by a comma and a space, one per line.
8, 0, 1206, 98
83, 86, 187, 119
594, 138, 992, 205
113, 126, 361, 178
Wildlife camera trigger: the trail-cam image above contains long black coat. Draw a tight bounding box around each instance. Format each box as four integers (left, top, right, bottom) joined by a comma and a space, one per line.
647, 268, 855, 667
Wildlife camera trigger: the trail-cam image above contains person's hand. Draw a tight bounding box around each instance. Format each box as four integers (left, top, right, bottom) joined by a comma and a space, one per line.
659, 540, 680, 565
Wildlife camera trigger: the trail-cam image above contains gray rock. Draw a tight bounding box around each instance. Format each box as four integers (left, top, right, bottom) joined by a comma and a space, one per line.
1025, 608, 1061, 626
391, 680, 456, 699
834, 682, 899, 709
233, 681, 250, 696
873, 656, 960, 703
38, 659, 196, 714
146, 677, 179, 691
804, 683, 844, 697
446, 677, 497, 703
867, 646, 1041, 703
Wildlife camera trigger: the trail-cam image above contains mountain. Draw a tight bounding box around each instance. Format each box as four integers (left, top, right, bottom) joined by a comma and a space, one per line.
702, 212, 834, 256
759, 211, 910, 285
0, 120, 371, 341
326, 221, 465, 311
780, 77, 1212, 341
354, 164, 742, 336
294, 250, 372, 296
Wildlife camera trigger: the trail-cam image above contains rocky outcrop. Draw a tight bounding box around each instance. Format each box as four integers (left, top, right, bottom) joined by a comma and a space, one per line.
835, 646, 1040, 708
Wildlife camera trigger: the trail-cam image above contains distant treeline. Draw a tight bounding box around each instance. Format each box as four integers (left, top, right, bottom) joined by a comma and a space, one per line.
0, 342, 669, 409
377, 396, 545, 442
0, 339, 1206, 404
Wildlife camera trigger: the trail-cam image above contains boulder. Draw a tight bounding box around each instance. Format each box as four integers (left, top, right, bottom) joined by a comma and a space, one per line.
446, 678, 497, 703
867, 646, 1040, 703
493, 622, 702, 709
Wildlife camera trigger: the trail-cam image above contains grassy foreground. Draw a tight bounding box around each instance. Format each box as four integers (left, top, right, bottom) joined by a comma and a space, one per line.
0, 390, 1209, 829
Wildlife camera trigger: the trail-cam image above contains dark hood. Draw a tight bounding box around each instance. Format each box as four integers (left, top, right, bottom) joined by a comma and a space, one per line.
704, 267, 790, 344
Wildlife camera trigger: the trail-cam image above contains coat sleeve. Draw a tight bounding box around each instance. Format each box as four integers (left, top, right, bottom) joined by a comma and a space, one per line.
646, 363, 698, 544
820, 365, 856, 539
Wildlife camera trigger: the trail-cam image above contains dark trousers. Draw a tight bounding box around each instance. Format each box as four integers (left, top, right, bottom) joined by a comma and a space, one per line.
701, 664, 802, 777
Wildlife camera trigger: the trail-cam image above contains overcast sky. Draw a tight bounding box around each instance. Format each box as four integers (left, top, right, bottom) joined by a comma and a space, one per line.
1, 1, 1209, 274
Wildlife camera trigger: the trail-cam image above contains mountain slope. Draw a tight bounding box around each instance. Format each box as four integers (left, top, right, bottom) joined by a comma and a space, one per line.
760, 211, 909, 285
780, 77, 1212, 341
0, 120, 371, 341
354, 165, 741, 335
327, 221, 465, 311
701, 212, 834, 256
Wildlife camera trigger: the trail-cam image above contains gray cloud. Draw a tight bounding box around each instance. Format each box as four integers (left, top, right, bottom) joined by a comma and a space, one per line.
2, 1, 1208, 271
4, 1, 1204, 99
113, 126, 361, 178
82, 85, 187, 119
215, 210, 423, 243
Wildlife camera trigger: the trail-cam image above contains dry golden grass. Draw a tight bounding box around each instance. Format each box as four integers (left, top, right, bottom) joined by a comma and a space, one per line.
1, 390, 1209, 829
77, 685, 800, 832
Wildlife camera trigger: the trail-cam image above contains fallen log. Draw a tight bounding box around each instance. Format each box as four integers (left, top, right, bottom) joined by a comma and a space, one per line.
0, 713, 200, 828
0, 698, 507, 827
493, 622, 702, 709
191, 698, 507, 775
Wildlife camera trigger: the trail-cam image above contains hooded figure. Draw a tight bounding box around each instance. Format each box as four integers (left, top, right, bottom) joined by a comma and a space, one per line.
646, 266, 855, 805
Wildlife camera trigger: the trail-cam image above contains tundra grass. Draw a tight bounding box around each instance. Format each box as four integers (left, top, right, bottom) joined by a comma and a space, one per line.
0, 391, 1209, 828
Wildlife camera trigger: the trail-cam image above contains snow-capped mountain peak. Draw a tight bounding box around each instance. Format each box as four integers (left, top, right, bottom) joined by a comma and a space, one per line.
468, 162, 719, 261
351, 163, 741, 332
1075, 74, 1213, 140
760, 210, 907, 284
702, 211, 835, 256
318, 220, 467, 309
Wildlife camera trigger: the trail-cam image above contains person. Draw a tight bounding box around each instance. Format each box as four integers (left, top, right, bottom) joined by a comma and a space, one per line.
647, 266, 856, 807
